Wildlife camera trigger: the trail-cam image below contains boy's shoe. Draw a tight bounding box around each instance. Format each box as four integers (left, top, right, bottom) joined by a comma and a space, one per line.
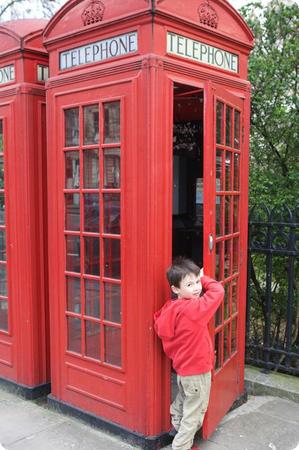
168, 427, 178, 437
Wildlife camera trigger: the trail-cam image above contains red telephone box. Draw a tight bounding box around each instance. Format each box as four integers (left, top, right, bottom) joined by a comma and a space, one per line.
44, 0, 253, 447
0, 20, 50, 397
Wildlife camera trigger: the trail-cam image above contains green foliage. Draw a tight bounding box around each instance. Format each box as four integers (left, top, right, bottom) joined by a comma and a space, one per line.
240, 1, 299, 208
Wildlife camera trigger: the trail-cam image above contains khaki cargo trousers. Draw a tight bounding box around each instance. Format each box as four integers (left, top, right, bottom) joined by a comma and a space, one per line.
170, 371, 211, 450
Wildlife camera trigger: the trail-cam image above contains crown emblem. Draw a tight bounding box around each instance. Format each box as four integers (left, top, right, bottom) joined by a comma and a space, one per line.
82, 0, 105, 26
198, 0, 218, 29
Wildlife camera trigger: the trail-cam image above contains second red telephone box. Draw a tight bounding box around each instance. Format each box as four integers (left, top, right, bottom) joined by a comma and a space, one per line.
44, 0, 253, 447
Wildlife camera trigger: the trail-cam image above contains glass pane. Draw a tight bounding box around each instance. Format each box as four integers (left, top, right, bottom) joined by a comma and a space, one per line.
226, 106, 232, 147
232, 279, 238, 313
225, 151, 232, 191
85, 321, 100, 360
104, 102, 120, 143
0, 194, 5, 225
65, 108, 79, 147
67, 316, 81, 354
85, 279, 100, 318
233, 238, 239, 273
0, 230, 6, 261
104, 193, 120, 234
0, 266, 7, 296
225, 196, 232, 235
83, 150, 99, 188
216, 150, 223, 191
233, 153, 240, 191
104, 239, 120, 279
215, 332, 222, 370
234, 110, 240, 149
0, 300, 8, 331
224, 283, 230, 320
66, 276, 81, 313
0, 120, 3, 152
104, 149, 120, 188
104, 326, 121, 366
84, 105, 99, 145
231, 318, 237, 353
65, 152, 80, 189
215, 242, 223, 281
216, 196, 224, 237
0, 156, 4, 189
224, 240, 232, 278
84, 193, 99, 233
215, 304, 222, 327
233, 196, 239, 233
65, 193, 80, 231
104, 283, 121, 323
84, 237, 99, 276
216, 101, 224, 145
224, 324, 230, 361
66, 235, 80, 273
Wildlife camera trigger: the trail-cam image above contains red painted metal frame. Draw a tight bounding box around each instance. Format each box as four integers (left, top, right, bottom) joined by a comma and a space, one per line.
44, 0, 253, 439
0, 20, 50, 389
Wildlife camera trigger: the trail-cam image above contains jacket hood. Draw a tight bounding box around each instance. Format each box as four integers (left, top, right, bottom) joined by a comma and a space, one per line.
154, 300, 183, 340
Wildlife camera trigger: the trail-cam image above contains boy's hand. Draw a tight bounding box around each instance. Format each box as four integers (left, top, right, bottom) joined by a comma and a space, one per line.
200, 268, 204, 279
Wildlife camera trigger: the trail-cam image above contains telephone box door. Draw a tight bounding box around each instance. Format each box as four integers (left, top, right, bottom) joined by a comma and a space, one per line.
203, 85, 246, 438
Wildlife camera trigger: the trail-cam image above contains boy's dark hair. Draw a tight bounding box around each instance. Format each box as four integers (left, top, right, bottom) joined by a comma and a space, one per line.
166, 257, 201, 287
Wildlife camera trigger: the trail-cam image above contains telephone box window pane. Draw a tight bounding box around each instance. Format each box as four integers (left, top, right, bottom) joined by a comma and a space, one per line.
67, 316, 81, 354
0, 230, 6, 261
0, 121, 3, 152
104, 326, 121, 366
233, 154, 240, 191
234, 110, 240, 149
233, 196, 239, 232
104, 102, 120, 143
216, 196, 223, 237
65, 108, 79, 147
104, 194, 120, 234
224, 240, 232, 278
104, 283, 121, 323
215, 332, 222, 370
225, 196, 232, 235
85, 321, 100, 360
216, 102, 224, 145
84, 193, 99, 233
215, 304, 222, 327
224, 283, 230, 320
0, 301, 8, 331
66, 276, 81, 313
216, 150, 223, 191
65, 152, 80, 189
65, 193, 80, 231
232, 280, 238, 313
0, 156, 4, 189
66, 235, 80, 273
84, 105, 99, 145
104, 149, 120, 188
85, 279, 100, 318
225, 151, 232, 191
84, 237, 99, 275
215, 242, 223, 281
224, 324, 230, 361
104, 239, 120, 279
0, 195, 5, 225
232, 318, 237, 353
226, 106, 232, 147
0, 266, 7, 296
84, 150, 99, 188
233, 238, 239, 273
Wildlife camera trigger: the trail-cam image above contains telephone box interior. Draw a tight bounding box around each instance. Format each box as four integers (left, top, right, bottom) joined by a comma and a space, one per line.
44, 0, 253, 447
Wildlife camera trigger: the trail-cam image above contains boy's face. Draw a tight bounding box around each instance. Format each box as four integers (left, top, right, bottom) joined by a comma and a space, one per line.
171, 273, 202, 299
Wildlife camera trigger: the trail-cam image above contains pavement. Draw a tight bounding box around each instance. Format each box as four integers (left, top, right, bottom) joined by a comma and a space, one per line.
0, 387, 299, 450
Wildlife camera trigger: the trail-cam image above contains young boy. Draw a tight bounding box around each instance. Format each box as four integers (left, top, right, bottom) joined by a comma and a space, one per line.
154, 257, 224, 450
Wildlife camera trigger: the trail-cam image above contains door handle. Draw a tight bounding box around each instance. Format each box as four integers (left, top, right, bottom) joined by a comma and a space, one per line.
209, 234, 214, 252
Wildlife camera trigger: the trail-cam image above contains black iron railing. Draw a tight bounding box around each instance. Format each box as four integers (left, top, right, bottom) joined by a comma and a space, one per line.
246, 205, 299, 375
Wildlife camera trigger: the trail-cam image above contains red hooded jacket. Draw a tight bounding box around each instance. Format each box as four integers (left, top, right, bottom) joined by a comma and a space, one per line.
154, 276, 224, 376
